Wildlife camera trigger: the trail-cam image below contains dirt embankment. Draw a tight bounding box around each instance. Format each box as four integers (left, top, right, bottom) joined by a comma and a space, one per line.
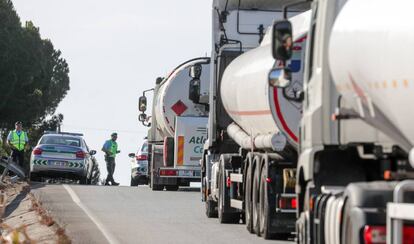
0, 180, 71, 244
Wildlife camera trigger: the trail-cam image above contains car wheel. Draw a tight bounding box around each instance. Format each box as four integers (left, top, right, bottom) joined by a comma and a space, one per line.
130, 177, 138, 187
79, 176, 88, 185
29, 172, 41, 182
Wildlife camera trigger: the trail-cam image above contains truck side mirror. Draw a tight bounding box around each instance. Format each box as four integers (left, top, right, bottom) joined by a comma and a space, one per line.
189, 64, 202, 79
189, 79, 201, 103
268, 68, 291, 88
272, 20, 293, 61
139, 96, 147, 112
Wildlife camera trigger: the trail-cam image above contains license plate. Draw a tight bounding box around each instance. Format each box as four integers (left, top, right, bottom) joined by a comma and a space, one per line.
178, 170, 194, 177
50, 161, 68, 167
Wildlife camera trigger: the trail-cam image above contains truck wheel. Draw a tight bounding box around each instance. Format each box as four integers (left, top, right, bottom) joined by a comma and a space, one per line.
130, 177, 138, 187
165, 185, 179, 191
259, 163, 274, 239
245, 159, 254, 233
218, 156, 240, 224
206, 199, 218, 218
252, 155, 262, 234
163, 137, 174, 167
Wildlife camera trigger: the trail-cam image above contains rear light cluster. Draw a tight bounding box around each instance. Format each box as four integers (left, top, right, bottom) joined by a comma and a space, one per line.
76, 151, 86, 159
278, 197, 297, 209
364, 225, 414, 244
159, 170, 176, 176
136, 154, 147, 161
33, 147, 43, 156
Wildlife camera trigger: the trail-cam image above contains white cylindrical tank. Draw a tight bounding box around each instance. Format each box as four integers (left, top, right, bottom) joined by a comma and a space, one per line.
220, 11, 310, 148
154, 58, 210, 138
329, 0, 414, 152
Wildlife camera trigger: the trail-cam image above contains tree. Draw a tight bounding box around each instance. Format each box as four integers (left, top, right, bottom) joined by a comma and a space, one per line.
0, 0, 70, 130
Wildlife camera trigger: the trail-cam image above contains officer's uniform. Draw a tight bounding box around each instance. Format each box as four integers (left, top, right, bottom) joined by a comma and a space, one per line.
7, 129, 28, 169
102, 139, 118, 185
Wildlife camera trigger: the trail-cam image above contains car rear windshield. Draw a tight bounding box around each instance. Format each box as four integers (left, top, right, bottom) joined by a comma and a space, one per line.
40, 136, 81, 147
141, 143, 148, 153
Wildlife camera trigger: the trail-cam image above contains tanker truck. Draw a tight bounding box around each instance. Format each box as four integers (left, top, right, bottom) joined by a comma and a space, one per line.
196, 0, 310, 240
270, 0, 414, 243
138, 57, 210, 191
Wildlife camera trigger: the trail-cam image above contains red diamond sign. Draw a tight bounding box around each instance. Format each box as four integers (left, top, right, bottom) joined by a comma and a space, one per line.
171, 100, 188, 116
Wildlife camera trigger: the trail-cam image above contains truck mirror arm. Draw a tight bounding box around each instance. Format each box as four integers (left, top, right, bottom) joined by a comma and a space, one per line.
282, 87, 304, 103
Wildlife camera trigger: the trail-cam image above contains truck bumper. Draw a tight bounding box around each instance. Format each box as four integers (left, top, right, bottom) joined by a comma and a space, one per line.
158, 167, 201, 179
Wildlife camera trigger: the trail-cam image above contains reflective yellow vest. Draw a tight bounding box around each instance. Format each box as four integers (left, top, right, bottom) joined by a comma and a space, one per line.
109, 140, 118, 158
11, 130, 27, 151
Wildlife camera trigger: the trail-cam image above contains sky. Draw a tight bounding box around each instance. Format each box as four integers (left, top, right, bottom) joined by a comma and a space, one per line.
12, 0, 212, 185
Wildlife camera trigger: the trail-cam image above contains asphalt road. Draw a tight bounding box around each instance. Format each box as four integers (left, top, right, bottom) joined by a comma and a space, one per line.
31, 184, 293, 244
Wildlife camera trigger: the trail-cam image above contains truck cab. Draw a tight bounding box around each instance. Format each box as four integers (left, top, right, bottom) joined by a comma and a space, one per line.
271, 0, 414, 243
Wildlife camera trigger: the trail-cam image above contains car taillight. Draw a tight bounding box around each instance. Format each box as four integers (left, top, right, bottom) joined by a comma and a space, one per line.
33, 148, 42, 156
136, 154, 147, 161
159, 170, 176, 176
76, 151, 86, 159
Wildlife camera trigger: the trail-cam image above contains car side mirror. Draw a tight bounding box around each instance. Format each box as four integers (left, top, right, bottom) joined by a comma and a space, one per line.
268, 68, 292, 88
272, 20, 293, 61
189, 64, 202, 79
139, 96, 147, 112
89, 150, 97, 156
128, 153, 136, 158
189, 79, 201, 103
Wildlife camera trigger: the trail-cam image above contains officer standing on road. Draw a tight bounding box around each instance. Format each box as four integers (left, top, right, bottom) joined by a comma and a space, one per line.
7, 121, 29, 170
102, 132, 120, 186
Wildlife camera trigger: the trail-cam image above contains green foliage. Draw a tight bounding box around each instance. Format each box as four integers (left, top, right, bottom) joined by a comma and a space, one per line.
0, 0, 70, 130
28, 113, 64, 149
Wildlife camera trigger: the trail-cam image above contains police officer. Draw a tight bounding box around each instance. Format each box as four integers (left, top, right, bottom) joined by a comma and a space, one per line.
102, 132, 120, 186
7, 121, 29, 170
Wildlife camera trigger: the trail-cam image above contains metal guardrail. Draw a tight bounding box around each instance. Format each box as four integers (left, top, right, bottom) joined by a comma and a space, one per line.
0, 157, 26, 184
386, 180, 414, 244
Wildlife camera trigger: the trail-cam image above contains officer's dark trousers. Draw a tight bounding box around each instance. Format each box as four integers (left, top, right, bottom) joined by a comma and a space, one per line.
105, 156, 116, 184
11, 149, 25, 168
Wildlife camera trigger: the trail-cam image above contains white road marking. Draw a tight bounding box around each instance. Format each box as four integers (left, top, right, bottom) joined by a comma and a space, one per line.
63, 184, 119, 244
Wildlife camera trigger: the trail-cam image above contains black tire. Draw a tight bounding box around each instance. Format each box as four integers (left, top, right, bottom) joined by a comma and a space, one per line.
218, 156, 240, 224
206, 199, 218, 218
259, 163, 273, 239
165, 185, 179, 191
79, 176, 88, 185
29, 172, 41, 182
130, 177, 138, 187
151, 183, 164, 191
252, 156, 261, 235
245, 159, 254, 233
164, 137, 174, 167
